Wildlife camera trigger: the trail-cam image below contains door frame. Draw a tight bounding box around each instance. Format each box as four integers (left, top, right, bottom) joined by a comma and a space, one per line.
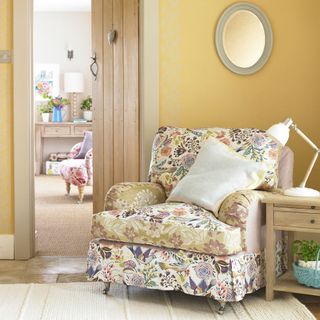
13, 0, 159, 259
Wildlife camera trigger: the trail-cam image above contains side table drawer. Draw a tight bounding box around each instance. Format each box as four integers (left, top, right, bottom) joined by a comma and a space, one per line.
74, 126, 91, 136
44, 126, 71, 136
274, 210, 320, 229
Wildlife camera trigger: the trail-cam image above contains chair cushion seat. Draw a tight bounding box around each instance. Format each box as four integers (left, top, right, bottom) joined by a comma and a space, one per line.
60, 159, 86, 169
60, 159, 89, 187
91, 202, 242, 255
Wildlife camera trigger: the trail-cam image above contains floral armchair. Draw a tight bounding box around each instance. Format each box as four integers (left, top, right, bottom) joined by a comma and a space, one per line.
87, 126, 293, 313
59, 142, 93, 203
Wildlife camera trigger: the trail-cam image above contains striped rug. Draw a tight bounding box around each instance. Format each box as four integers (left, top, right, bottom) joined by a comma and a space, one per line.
0, 282, 315, 320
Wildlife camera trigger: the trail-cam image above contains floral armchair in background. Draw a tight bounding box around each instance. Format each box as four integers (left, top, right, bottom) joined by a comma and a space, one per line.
87, 126, 294, 313
60, 133, 93, 203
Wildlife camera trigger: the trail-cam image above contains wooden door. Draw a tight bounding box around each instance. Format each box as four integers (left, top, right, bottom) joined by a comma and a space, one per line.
92, 0, 139, 213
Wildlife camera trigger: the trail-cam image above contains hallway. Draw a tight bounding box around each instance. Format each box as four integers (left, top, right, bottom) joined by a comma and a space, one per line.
35, 175, 92, 256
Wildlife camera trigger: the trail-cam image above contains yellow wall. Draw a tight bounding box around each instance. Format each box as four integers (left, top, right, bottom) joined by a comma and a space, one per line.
160, 0, 320, 189
0, 0, 319, 236
0, 0, 14, 234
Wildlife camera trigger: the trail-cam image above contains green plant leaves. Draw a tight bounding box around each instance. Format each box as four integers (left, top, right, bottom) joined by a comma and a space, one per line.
81, 96, 92, 111
292, 240, 320, 262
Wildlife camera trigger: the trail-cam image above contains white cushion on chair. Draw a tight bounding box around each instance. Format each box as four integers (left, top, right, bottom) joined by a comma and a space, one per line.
167, 139, 265, 213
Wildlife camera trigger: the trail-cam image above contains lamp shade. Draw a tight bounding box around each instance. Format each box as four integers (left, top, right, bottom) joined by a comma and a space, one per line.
64, 72, 84, 93
266, 122, 290, 146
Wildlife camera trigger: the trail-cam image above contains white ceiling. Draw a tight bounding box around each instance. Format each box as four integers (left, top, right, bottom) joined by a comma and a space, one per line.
34, 0, 91, 12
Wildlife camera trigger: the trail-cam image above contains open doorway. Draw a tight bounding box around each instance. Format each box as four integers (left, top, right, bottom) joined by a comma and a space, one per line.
33, 0, 93, 256
13, 0, 158, 260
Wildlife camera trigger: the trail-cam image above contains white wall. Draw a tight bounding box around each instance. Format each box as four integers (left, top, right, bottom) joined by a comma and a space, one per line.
34, 12, 92, 167
34, 11, 92, 116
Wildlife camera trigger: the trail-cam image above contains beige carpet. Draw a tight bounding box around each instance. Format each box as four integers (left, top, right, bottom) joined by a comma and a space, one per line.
0, 283, 315, 320
35, 175, 92, 256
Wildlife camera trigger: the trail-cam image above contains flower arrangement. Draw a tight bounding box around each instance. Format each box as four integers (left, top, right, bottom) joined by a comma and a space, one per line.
42, 93, 70, 109
80, 96, 92, 111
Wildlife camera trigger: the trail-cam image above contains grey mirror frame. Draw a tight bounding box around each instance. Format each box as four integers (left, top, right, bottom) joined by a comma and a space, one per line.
215, 2, 273, 75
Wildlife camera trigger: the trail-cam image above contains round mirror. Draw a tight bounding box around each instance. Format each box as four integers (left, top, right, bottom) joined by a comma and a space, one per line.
215, 3, 273, 75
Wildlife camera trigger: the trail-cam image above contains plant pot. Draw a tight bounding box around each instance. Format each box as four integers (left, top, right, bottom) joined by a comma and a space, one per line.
41, 113, 50, 122
298, 260, 317, 269
83, 110, 92, 121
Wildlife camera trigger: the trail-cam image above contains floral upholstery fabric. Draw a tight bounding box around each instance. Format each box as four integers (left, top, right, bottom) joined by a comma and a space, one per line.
217, 190, 267, 251
60, 145, 93, 187
85, 148, 93, 184
68, 142, 83, 159
87, 126, 289, 303
87, 239, 286, 302
148, 127, 282, 196
92, 202, 242, 256
105, 182, 166, 211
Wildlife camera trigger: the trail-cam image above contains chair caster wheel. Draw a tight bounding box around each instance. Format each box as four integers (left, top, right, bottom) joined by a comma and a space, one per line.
103, 282, 111, 295
216, 301, 227, 315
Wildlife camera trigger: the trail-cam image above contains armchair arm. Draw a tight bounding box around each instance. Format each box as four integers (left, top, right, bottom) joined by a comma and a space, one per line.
217, 190, 269, 252
68, 142, 83, 159
105, 182, 166, 210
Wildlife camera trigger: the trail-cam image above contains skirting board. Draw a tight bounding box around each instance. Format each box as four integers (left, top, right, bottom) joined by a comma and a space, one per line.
0, 235, 14, 259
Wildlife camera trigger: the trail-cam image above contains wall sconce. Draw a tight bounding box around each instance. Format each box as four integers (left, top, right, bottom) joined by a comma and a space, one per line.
67, 48, 74, 60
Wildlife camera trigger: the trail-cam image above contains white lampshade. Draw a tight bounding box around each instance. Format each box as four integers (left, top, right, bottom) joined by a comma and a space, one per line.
64, 72, 84, 93
266, 119, 292, 146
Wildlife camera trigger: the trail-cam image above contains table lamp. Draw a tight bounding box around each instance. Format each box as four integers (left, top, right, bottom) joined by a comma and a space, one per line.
267, 118, 320, 197
64, 72, 84, 121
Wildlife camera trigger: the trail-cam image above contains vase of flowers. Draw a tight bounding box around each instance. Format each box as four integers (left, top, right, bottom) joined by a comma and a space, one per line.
39, 104, 52, 122
52, 106, 63, 122
43, 94, 70, 123
81, 96, 93, 122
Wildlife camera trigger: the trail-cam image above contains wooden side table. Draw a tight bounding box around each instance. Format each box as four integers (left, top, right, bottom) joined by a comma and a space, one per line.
263, 193, 320, 300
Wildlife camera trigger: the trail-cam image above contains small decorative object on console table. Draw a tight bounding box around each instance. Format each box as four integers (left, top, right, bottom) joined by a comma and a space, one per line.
81, 96, 92, 122
64, 72, 84, 122
267, 118, 320, 197
39, 104, 52, 122
263, 193, 320, 300
52, 107, 62, 122
43, 94, 70, 123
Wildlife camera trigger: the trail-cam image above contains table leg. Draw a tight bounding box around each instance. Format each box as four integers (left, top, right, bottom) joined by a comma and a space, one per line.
266, 203, 275, 301
287, 231, 294, 271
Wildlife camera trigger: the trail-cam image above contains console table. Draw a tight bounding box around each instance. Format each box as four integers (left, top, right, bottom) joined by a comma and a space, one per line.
35, 122, 92, 175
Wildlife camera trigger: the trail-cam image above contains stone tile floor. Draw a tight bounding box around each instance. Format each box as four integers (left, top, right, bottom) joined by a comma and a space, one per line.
0, 256, 86, 284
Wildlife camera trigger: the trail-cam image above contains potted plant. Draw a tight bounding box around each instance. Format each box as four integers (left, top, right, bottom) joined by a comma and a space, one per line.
39, 104, 52, 122
81, 96, 92, 121
42, 93, 70, 122
293, 240, 320, 269
292, 239, 320, 288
